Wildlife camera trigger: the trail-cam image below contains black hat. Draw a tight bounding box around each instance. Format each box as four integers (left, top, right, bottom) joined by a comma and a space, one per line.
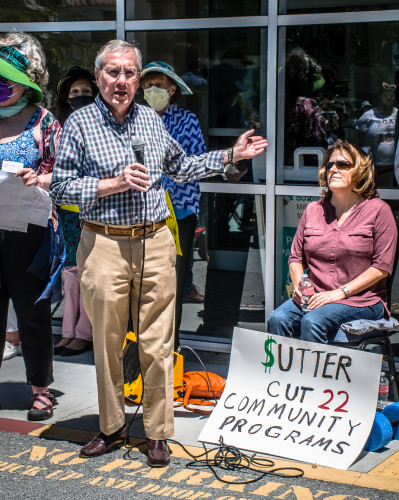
56, 66, 96, 94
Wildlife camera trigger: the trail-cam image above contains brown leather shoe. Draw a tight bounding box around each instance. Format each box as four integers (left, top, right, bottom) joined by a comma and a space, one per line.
146, 439, 170, 467
183, 285, 204, 304
80, 425, 128, 458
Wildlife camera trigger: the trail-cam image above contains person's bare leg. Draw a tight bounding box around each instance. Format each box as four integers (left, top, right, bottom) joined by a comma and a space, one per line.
62, 338, 89, 350
6, 330, 19, 345
31, 386, 51, 410
54, 337, 72, 348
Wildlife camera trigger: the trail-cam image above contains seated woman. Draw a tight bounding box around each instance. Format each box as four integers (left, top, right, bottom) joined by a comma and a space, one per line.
268, 142, 397, 343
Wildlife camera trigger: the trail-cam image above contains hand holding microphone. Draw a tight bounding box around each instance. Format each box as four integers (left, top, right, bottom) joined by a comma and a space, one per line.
117, 136, 149, 193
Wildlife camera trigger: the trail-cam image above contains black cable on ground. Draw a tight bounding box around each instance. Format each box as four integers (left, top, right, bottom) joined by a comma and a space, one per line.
168, 436, 304, 483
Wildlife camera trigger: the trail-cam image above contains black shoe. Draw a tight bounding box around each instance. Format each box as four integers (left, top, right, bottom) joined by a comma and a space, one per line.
54, 344, 67, 355
59, 342, 92, 357
27, 392, 57, 421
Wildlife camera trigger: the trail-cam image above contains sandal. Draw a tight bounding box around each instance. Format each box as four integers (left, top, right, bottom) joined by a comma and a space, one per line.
27, 392, 58, 421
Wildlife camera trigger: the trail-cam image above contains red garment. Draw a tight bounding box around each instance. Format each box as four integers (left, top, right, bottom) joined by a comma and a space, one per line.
288, 197, 397, 313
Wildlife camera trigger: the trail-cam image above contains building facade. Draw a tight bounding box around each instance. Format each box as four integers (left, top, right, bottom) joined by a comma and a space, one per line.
2, 0, 399, 351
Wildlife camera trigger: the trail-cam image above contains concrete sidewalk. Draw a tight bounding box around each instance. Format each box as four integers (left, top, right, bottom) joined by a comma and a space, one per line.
0, 339, 230, 447
1, 336, 399, 496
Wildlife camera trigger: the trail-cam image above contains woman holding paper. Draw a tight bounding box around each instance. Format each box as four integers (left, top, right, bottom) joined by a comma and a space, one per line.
268, 142, 397, 343
0, 32, 62, 420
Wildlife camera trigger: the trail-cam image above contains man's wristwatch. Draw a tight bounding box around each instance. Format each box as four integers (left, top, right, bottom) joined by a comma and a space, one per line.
224, 146, 238, 175
339, 285, 350, 299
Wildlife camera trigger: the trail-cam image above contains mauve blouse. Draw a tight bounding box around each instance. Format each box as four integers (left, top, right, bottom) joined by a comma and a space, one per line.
288, 197, 398, 313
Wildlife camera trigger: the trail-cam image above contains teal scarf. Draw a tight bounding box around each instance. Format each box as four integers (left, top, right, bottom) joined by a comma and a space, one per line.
0, 97, 29, 118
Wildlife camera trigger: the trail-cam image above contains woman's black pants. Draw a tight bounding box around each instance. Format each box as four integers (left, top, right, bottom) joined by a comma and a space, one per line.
0, 225, 53, 387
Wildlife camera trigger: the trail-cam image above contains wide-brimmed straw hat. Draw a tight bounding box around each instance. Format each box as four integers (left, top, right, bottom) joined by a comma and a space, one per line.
0, 46, 42, 103
56, 66, 97, 95
140, 61, 193, 95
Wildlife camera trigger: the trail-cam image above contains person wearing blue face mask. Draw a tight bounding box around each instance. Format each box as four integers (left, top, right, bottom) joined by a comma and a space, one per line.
140, 61, 206, 349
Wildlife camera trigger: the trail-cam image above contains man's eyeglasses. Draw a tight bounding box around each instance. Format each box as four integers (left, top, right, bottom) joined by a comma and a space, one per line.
382, 82, 397, 91
102, 67, 140, 81
326, 161, 354, 171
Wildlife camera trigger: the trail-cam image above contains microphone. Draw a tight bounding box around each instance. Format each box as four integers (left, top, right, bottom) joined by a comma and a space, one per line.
131, 136, 145, 164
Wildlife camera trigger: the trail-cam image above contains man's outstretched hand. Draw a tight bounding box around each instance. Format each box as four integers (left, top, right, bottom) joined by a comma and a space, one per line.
229, 129, 268, 163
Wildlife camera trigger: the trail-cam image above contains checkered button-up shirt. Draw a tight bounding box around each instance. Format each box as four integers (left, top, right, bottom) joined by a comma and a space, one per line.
49, 95, 225, 225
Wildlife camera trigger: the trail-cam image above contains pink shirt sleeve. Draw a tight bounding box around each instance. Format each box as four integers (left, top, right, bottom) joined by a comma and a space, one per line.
371, 202, 398, 275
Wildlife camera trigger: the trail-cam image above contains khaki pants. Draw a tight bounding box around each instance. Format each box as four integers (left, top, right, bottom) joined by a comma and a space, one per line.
77, 225, 176, 439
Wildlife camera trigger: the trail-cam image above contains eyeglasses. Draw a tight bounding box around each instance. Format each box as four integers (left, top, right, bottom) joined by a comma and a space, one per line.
382, 82, 397, 91
326, 161, 354, 171
102, 67, 140, 81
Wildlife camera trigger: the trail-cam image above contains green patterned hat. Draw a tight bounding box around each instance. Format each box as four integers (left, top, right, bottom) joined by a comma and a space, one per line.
0, 46, 42, 102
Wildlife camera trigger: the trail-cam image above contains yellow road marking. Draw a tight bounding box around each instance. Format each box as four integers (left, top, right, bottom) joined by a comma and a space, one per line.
27, 425, 399, 493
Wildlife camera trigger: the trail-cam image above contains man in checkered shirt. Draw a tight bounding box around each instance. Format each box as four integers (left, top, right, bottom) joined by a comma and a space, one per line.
49, 39, 267, 467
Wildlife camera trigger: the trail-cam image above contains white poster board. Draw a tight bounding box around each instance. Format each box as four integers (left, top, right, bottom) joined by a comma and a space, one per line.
199, 328, 382, 470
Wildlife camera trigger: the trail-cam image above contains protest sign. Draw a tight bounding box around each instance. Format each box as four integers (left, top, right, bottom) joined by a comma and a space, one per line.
199, 328, 382, 470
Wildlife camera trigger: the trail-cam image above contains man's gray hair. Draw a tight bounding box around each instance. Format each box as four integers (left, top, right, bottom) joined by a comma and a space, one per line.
95, 39, 142, 72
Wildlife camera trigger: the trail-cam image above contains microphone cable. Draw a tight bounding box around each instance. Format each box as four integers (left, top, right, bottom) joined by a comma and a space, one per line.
123, 141, 148, 449
167, 436, 304, 483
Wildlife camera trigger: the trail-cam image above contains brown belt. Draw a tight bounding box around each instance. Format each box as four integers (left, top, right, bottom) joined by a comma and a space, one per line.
82, 220, 166, 237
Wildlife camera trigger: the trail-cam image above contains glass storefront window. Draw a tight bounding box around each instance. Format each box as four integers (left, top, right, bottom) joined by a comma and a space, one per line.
126, 0, 266, 20
1, 1, 115, 22
280, 0, 399, 15
274, 194, 321, 309
31, 31, 116, 111
180, 193, 265, 343
277, 22, 399, 188
127, 27, 267, 183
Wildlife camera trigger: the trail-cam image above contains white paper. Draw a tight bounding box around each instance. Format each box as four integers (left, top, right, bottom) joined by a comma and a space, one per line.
1, 160, 24, 174
0, 171, 52, 231
199, 327, 382, 470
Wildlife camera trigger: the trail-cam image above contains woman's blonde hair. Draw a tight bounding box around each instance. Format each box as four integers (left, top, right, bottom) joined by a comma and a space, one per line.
0, 31, 48, 93
318, 142, 377, 199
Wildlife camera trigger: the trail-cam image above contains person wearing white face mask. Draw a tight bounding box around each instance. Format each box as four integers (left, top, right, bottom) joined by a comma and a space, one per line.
140, 61, 206, 349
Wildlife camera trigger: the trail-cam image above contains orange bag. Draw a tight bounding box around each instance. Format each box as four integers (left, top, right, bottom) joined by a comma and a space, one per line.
175, 371, 226, 415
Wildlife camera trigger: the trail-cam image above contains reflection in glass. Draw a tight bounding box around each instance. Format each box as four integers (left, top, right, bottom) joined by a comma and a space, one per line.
179, 193, 265, 342
126, 0, 265, 20
280, 0, 399, 15
278, 22, 399, 187
128, 27, 267, 183
388, 201, 399, 318
1, 0, 115, 22
31, 32, 116, 110
274, 195, 321, 309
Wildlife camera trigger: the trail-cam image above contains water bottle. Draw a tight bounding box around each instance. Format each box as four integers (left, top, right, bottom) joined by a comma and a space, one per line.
298, 274, 315, 313
377, 374, 389, 411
